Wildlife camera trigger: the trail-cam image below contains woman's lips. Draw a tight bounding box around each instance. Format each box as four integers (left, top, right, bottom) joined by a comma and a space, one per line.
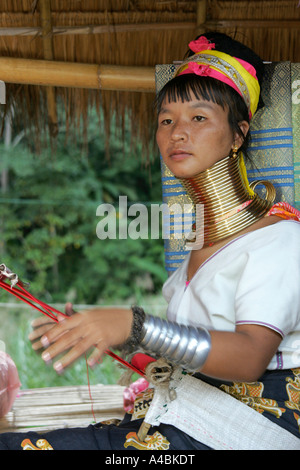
169, 150, 192, 160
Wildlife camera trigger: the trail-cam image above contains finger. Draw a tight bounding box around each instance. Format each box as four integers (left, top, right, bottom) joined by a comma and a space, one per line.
57, 313, 68, 322
40, 313, 81, 347
65, 302, 76, 316
87, 346, 105, 368
51, 336, 98, 373
31, 315, 56, 329
41, 325, 84, 363
29, 323, 57, 344
29, 320, 61, 353
30, 307, 70, 328
29, 310, 74, 352
31, 329, 71, 352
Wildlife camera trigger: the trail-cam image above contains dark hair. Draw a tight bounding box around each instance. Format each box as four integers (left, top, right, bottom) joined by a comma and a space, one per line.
155, 33, 264, 162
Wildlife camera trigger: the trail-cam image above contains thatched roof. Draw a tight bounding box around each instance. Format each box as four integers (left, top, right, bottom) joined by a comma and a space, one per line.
0, 0, 300, 155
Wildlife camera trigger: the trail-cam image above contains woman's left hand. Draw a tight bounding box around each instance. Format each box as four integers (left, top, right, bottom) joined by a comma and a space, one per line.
31, 307, 133, 374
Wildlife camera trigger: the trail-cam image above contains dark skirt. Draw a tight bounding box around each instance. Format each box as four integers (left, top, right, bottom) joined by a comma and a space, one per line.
0, 413, 211, 450
0, 368, 299, 450
195, 367, 300, 439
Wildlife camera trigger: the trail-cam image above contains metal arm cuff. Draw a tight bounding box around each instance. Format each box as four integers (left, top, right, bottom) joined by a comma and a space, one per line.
140, 315, 211, 372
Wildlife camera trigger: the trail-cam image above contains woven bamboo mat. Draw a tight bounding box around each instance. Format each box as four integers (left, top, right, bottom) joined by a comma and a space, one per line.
0, 384, 125, 433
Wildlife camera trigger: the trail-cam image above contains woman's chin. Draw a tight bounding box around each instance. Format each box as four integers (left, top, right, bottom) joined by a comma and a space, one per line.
169, 166, 203, 179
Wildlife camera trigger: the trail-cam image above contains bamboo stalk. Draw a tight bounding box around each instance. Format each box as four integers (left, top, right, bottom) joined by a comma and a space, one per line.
0, 57, 156, 92
0, 384, 125, 433
204, 19, 300, 29
196, 0, 207, 35
0, 19, 297, 37
39, 0, 58, 137
0, 21, 196, 37
40, 0, 53, 60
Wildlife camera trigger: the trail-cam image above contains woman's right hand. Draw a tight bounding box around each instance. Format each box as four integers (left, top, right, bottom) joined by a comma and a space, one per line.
38, 307, 133, 373
28, 302, 75, 352
29, 305, 133, 374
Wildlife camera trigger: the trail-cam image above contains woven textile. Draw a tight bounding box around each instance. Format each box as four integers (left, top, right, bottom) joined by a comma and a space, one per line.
156, 62, 295, 274
143, 369, 300, 450
292, 63, 300, 210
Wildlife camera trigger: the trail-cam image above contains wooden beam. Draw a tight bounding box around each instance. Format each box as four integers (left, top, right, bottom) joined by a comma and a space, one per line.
0, 21, 196, 37
196, 0, 207, 35
40, 0, 53, 60
0, 18, 298, 38
204, 19, 300, 29
0, 58, 156, 92
39, 0, 58, 137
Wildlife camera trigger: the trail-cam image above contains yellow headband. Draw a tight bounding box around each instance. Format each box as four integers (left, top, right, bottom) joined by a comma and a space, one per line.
176, 48, 260, 118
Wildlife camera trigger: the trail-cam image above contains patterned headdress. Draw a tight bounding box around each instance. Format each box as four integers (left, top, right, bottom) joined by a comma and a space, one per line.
175, 36, 260, 119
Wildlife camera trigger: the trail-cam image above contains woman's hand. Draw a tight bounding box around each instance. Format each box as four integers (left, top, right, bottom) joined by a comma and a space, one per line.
31, 307, 133, 374
29, 302, 75, 352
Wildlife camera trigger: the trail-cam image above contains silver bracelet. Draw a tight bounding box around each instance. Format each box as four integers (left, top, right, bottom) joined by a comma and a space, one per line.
140, 314, 211, 373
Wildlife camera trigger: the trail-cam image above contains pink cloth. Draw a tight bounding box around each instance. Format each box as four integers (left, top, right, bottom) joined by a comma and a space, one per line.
179, 36, 258, 119
0, 351, 21, 417
123, 378, 149, 413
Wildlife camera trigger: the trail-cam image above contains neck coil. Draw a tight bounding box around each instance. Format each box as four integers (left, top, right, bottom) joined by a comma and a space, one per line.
179, 155, 275, 247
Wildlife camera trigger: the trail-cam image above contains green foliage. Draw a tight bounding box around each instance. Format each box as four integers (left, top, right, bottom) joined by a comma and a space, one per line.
0, 107, 167, 304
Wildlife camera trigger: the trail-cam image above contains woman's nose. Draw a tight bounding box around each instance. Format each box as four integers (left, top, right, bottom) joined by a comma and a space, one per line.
170, 122, 188, 142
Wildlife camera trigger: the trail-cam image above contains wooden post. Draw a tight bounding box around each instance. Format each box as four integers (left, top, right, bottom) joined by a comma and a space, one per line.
196, 0, 207, 35
0, 58, 156, 92
39, 0, 58, 137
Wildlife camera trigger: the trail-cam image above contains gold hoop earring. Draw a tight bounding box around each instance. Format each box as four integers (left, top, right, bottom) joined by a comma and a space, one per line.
231, 145, 238, 159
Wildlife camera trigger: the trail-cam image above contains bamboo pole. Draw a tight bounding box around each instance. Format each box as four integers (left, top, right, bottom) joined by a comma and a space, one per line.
0, 57, 156, 92
39, 0, 58, 137
40, 0, 53, 60
0, 18, 299, 37
196, 0, 207, 35
0, 22, 196, 37
204, 19, 300, 29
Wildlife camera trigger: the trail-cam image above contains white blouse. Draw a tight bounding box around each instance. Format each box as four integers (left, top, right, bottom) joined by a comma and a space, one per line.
162, 220, 300, 370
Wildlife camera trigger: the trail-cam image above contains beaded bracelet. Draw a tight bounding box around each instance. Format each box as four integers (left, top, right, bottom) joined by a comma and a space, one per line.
121, 305, 146, 354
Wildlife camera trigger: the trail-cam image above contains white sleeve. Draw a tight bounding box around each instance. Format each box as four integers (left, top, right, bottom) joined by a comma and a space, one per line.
235, 223, 300, 337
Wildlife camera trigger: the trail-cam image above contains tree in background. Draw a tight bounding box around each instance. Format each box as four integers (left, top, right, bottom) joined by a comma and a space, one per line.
0, 106, 167, 305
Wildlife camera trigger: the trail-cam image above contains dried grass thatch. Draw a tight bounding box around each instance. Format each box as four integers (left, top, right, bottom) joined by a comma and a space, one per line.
0, 0, 197, 157
205, 0, 300, 63
0, 0, 299, 157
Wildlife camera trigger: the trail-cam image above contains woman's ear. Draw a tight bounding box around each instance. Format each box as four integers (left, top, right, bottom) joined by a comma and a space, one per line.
234, 120, 250, 148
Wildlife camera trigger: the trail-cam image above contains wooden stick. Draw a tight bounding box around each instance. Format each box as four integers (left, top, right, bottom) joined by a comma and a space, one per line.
39, 0, 58, 137
0, 21, 196, 37
196, 0, 207, 35
0, 19, 297, 38
0, 58, 156, 92
39, 0, 53, 60
204, 19, 300, 29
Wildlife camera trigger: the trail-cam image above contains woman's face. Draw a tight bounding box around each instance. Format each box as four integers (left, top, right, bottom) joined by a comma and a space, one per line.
156, 92, 248, 179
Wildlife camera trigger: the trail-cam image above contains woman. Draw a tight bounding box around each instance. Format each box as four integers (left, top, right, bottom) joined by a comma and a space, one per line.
1, 32, 300, 450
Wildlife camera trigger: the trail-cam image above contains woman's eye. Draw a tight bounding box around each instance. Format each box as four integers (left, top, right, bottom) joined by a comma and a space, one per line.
161, 118, 172, 125
193, 115, 205, 122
